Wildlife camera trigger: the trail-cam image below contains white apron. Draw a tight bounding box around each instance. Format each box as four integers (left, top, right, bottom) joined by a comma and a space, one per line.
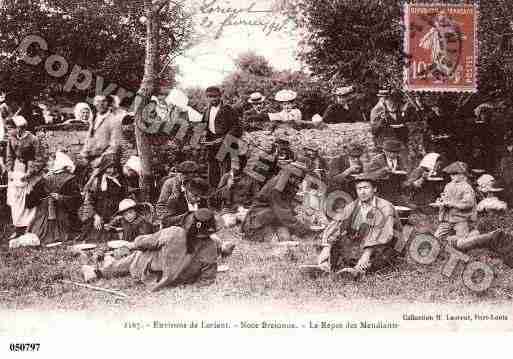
7, 160, 37, 227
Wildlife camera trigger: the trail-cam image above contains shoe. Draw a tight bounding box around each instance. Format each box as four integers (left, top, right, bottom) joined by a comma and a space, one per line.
220, 242, 236, 258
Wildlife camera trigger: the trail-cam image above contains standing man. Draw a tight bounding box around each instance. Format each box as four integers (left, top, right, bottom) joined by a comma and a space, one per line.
80, 95, 123, 188
370, 89, 407, 151
322, 86, 365, 124
202, 86, 242, 189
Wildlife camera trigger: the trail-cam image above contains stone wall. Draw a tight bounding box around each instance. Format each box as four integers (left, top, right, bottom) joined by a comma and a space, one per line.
36, 122, 375, 164
243, 122, 375, 161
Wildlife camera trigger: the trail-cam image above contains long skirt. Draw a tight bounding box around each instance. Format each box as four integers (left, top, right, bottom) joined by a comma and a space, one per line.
28, 199, 74, 244
6, 161, 36, 227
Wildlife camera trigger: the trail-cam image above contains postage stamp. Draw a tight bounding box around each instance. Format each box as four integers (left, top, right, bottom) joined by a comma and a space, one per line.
403, 3, 478, 92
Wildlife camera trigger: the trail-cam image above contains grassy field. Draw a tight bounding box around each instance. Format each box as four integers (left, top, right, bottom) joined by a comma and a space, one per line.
1, 222, 513, 313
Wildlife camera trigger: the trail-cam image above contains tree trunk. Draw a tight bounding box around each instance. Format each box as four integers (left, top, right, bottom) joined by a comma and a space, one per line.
134, 3, 161, 201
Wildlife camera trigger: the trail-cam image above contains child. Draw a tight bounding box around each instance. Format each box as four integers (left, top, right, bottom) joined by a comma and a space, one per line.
106, 198, 154, 242
434, 161, 477, 241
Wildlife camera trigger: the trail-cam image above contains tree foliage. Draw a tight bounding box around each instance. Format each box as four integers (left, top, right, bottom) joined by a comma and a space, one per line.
283, 0, 513, 117
0, 0, 193, 106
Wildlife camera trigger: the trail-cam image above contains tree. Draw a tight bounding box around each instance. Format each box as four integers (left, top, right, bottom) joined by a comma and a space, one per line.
283, 0, 513, 118
0, 0, 192, 105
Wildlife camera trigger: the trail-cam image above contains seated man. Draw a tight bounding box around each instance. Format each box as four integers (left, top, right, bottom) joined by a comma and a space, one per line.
161, 177, 210, 229
156, 160, 198, 224
327, 145, 364, 193
402, 152, 443, 210
82, 209, 220, 292
217, 164, 260, 211
369, 139, 408, 204
241, 161, 319, 242
300, 166, 402, 278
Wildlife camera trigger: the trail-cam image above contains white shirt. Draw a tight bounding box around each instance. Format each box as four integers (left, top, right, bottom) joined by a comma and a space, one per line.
208, 105, 220, 134
386, 156, 398, 171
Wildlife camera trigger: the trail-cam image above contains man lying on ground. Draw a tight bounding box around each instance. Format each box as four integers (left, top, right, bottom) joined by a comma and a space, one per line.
82, 208, 230, 292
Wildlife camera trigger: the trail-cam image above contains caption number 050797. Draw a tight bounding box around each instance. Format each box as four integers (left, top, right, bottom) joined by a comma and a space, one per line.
9, 343, 40, 352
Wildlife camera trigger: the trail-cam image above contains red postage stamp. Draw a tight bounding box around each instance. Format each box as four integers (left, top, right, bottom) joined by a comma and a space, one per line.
404, 3, 478, 92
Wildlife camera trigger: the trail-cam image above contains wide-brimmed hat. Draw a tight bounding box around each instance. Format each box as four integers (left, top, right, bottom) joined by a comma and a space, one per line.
248, 92, 266, 104
443, 161, 468, 175
353, 161, 388, 183
176, 160, 199, 174
477, 174, 503, 193
275, 89, 297, 102
383, 139, 403, 152
114, 198, 145, 217
165, 89, 189, 109
333, 86, 355, 96
12, 115, 27, 127
205, 86, 222, 96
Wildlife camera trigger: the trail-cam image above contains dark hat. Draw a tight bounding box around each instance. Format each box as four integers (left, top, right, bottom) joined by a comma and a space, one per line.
205, 86, 222, 96
303, 144, 318, 152
177, 160, 199, 173
383, 139, 403, 152
193, 208, 214, 223
443, 161, 468, 175
353, 161, 388, 183
276, 138, 290, 145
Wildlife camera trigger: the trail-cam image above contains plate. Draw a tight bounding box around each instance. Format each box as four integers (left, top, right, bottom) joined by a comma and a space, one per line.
427, 177, 444, 181
391, 170, 407, 175
46, 242, 63, 248
394, 206, 412, 211
310, 225, 326, 231
429, 203, 443, 207
217, 265, 230, 273
107, 240, 131, 249
390, 124, 405, 128
472, 169, 485, 174
71, 243, 97, 251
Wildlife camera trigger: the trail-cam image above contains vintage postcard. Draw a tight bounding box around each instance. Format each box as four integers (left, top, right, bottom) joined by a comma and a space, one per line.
1, 0, 513, 355
404, 3, 478, 92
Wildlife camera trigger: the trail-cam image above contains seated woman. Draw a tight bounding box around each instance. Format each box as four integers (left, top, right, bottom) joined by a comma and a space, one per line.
241, 161, 319, 242
122, 156, 142, 201
105, 198, 155, 242
26, 151, 82, 244
269, 90, 322, 130
81, 209, 220, 291
402, 152, 443, 210
77, 158, 126, 242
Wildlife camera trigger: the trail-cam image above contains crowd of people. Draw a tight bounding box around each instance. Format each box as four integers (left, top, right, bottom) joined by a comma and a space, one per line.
1, 83, 513, 290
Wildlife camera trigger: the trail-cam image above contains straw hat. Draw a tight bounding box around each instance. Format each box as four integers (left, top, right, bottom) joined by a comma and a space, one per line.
333, 86, 355, 96
443, 161, 468, 175
115, 198, 138, 216
248, 92, 266, 104
275, 89, 297, 102
165, 89, 189, 109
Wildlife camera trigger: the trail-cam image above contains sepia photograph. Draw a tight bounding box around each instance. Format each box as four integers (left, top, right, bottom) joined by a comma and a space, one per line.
1, 0, 513, 354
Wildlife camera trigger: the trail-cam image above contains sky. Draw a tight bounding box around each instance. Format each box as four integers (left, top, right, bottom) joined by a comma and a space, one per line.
174, 0, 301, 88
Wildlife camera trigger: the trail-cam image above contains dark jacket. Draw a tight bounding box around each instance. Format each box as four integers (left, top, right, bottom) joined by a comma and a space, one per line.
202, 103, 242, 140
322, 104, 365, 124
